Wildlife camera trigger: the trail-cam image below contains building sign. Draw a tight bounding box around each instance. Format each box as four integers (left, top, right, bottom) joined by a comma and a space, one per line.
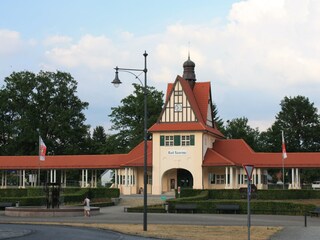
167, 150, 187, 155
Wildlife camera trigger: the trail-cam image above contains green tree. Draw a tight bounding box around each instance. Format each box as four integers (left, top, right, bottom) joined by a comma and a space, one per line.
109, 83, 164, 152
259, 96, 320, 183
212, 103, 225, 133
261, 96, 320, 153
90, 125, 117, 154
224, 117, 260, 151
0, 71, 90, 155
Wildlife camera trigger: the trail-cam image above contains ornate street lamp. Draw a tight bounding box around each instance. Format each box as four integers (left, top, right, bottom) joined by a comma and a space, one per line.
111, 51, 148, 231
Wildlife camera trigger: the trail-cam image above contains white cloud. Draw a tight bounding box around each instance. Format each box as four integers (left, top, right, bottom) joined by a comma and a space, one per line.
2, 0, 320, 131
45, 34, 115, 70
0, 29, 23, 55
43, 35, 72, 46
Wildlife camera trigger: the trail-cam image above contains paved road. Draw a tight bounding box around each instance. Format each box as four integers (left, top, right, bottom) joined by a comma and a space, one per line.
0, 223, 162, 240
0, 195, 319, 239
2, 204, 319, 227
270, 226, 320, 240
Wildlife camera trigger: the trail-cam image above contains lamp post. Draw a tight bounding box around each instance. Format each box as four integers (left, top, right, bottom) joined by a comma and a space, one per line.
111, 51, 148, 231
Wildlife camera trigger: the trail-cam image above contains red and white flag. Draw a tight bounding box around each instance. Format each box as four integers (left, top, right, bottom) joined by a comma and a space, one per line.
39, 136, 47, 161
282, 130, 287, 159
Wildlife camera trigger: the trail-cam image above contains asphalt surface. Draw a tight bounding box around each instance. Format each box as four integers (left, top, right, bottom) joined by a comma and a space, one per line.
0, 224, 160, 240
0, 195, 319, 239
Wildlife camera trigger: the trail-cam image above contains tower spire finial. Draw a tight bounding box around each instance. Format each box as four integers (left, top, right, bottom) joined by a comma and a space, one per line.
183, 42, 196, 87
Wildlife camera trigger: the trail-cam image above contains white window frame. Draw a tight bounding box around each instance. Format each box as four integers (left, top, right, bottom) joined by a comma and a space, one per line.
181, 135, 190, 146
165, 136, 174, 146
216, 175, 225, 184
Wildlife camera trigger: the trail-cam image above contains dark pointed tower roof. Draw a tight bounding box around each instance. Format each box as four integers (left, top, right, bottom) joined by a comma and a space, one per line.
182, 53, 196, 88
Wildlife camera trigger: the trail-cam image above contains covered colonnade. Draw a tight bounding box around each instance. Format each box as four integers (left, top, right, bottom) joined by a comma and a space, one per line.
0, 154, 123, 189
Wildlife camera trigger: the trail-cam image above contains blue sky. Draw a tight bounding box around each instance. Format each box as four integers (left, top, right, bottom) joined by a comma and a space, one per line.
1, 0, 320, 132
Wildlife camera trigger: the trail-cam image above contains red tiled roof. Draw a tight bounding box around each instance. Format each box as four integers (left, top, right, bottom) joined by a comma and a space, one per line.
203, 148, 235, 166
193, 81, 211, 124
121, 141, 152, 167
0, 141, 153, 170
0, 154, 125, 170
254, 152, 320, 168
203, 139, 320, 168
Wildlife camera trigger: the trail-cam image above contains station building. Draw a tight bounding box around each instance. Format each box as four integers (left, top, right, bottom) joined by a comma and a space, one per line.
1, 57, 320, 194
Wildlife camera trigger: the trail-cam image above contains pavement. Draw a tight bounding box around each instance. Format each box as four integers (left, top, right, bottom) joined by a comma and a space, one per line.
0, 194, 319, 239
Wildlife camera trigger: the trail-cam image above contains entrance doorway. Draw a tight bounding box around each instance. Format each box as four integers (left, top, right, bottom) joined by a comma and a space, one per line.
177, 169, 193, 188
170, 179, 175, 190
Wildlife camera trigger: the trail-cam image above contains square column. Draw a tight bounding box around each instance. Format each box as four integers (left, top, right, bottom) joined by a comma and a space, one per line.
114, 169, 118, 188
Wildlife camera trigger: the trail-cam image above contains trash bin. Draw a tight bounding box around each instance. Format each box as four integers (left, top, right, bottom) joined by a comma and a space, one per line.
15, 201, 19, 207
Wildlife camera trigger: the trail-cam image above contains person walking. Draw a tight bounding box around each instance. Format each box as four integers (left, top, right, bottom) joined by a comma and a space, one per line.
83, 196, 90, 217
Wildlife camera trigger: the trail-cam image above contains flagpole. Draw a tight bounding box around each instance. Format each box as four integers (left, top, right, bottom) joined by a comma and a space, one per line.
282, 154, 285, 190
281, 130, 287, 190
38, 135, 47, 187
38, 136, 41, 188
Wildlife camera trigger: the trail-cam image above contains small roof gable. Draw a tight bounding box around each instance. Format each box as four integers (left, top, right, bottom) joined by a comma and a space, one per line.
121, 141, 152, 167
212, 139, 255, 165
149, 75, 224, 137
203, 148, 235, 166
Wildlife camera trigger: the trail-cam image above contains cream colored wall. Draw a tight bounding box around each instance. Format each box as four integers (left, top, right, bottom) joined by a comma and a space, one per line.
202, 134, 216, 159
116, 167, 153, 195
152, 131, 204, 194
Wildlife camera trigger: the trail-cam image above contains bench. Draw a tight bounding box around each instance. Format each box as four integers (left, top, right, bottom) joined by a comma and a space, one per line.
175, 203, 197, 213
215, 204, 240, 214
0, 202, 14, 210
309, 207, 320, 217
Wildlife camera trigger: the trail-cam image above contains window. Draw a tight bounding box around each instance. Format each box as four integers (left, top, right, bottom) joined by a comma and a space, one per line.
209, 173, 215, 184
132, 175, 135, 185
182, 135, 190, 146
216, 175, 225, 184
147, 174, 152, 185
160, 135, 195, 146
209, 174, 225, 184
165, 136, 174, 146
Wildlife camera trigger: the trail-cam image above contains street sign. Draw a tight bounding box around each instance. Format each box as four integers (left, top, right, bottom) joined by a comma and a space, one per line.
243, 165, 254, 181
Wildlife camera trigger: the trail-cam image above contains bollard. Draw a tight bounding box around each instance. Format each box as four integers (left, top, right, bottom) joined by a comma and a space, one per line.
304, 212, 307, 227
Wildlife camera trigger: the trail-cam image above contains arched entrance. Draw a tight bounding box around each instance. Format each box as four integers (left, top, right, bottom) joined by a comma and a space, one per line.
177, 169, 193, 188
161, 168, 194, 193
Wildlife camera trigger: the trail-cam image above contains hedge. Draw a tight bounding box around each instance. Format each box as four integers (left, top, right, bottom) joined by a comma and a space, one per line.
0, 196, 46, 206
256, 190, 320, 200
160, 188, 319, 215
0, 187, 120, 207
196, 189, 320, 200
166, 199, 315, 215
